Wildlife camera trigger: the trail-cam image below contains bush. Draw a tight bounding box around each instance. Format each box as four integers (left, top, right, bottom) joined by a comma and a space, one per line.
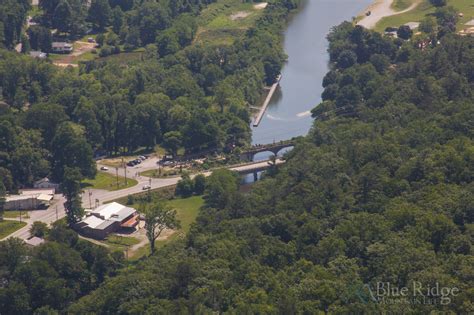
430, 0, 446, 7
176, 174, 194, 197
193, 174, 206, 195
397, 25, 413, 40
29, 221, 49, 238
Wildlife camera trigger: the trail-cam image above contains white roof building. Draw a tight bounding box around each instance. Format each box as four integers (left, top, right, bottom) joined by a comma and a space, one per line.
77, 202, 139, 239
91, 202, 135, 221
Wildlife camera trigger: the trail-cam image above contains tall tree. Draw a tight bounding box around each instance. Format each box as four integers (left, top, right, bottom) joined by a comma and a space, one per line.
0, 181, 5, 221
51, 122, 96, 182
60, 167, 84, 226
141, 202, 180, 254
88, 0, 111, 31
52, 0, 73, 33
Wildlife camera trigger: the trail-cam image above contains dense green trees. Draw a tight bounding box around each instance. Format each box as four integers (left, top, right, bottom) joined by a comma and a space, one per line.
0, 0, 30, 48
0, 0, 291, 191
88, 0, 111, 31
0, 225, 123, 313
70, 25, 473, 313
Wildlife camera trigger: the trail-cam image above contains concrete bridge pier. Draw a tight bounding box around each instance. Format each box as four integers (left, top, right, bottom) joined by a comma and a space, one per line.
253, 171, 258, 182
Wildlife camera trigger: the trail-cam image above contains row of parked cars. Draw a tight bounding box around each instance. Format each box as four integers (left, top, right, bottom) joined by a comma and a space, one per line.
127, 155, 148, 167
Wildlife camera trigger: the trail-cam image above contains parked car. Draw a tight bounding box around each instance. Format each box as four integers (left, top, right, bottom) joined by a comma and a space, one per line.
126, 161, 135, 167
100, 166, 109, 171
142, 185, 151, 190
139, 155, 146, 160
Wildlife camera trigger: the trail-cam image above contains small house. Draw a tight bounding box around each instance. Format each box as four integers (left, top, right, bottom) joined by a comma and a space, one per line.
51, 42, 73, 54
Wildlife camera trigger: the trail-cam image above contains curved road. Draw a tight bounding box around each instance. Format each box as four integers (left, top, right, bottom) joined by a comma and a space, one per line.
357, 0, 421, 29
1, 158, 282, 241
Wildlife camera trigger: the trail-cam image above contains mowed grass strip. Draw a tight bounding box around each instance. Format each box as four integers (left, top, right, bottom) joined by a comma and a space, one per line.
0, 220, 27, 239
194, 0, 265, 45
82, 172, 138, 191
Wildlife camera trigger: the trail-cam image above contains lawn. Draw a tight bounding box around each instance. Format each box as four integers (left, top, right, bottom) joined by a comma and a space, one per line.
0, 220, 27, 239
129, 196, 204, 259
82, 172, 138, 191
3, 211, 30, 219
375, 0, 435, 32
103, 235, 140, 252
194, 0, 266, 45
391, 0, 417, 11
140, 168, 184, 178
375, 0, 474, 32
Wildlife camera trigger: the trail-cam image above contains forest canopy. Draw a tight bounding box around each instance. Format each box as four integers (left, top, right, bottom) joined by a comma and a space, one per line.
67, 24, 474, 313
0, 0, 296, 189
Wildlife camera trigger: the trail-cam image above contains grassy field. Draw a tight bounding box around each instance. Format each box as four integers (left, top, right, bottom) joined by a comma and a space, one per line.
140, 168, 185, 178
391, 0, 417, 11
82, 172, 138, 191
103, 235, 140, 252
129, 196, 204, 259
375, 0, 474, 32
194, 0, 267, 45
3, 211, 30, 219
0, 220, 27, 239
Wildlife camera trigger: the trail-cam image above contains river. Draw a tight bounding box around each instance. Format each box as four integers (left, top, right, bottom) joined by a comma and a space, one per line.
243, 0, 372, 181
251, 0, 372, 148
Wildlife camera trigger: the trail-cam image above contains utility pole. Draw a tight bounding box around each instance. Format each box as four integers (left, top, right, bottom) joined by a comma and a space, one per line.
115, 167, 119, 188
124, 163, 127, 185
88, 190, 92, 209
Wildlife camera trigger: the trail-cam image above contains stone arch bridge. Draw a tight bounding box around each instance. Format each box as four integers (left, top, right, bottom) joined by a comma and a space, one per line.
240, 141, 295, 161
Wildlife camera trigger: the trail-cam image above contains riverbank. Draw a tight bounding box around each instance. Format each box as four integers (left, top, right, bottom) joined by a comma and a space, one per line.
357, 0, 421, 29
250, 0, 372, 145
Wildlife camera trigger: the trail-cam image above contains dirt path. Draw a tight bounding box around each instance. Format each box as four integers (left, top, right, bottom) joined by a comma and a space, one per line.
357, 0, 421, 29
53, 41, 96, 67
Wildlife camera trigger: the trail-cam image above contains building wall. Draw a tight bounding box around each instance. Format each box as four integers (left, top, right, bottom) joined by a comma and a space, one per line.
81, 221, 120, 240
4, 198, 41, 210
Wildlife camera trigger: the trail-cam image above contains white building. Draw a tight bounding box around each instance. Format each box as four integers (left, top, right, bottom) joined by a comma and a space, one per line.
76, 202, 139, 239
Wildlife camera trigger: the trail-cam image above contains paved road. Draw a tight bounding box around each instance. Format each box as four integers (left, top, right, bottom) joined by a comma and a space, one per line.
2, 158, 283, 241
357, 0, 421, 29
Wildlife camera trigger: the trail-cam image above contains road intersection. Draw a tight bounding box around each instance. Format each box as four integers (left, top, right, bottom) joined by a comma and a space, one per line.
1, 157, 283, 241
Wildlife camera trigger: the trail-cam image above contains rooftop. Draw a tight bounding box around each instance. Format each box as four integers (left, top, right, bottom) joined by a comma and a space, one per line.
25, 237, 45, 247
92, 202, 136, 220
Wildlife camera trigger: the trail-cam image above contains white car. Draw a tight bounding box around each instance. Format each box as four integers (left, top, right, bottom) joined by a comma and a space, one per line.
142, 185, 151, 190
100, 166, 109, 171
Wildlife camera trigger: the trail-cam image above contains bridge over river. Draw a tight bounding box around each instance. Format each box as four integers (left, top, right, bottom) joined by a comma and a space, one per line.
240, 140, 296, 161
